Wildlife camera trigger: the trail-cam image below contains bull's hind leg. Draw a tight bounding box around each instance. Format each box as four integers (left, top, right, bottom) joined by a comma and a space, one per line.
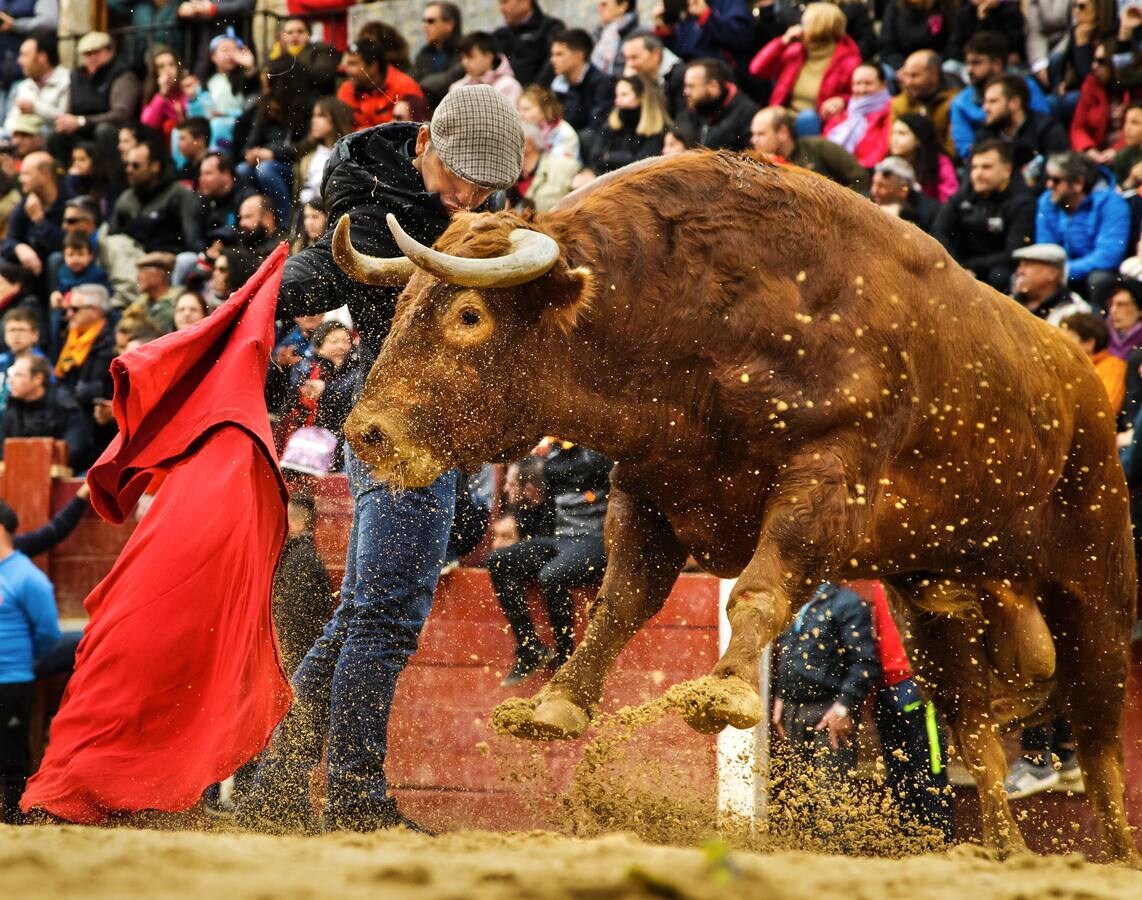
676, 449, 851, 735
903, 600, 1029, 858
1049, 581, 1140, 864
492, 488, 685, 740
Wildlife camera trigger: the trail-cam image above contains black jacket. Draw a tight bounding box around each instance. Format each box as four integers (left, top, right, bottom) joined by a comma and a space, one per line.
277, 123, 455, 359
776, 583, 881, 710
412, 37, 464, 110
552, 64, 614, 135
590, 123, 665, 174
493, 3, 566, 87
543, 444, 611, 539
933, 179, 1037, 276
947, 2, 1027, 63
272, 532, 333, 674
900, 189, 943, 232
675, 85, 759, 151
973, 111, 1070, 169
0, 385, 92, 470
108, 175, 203, 253
879, 0, 953, 71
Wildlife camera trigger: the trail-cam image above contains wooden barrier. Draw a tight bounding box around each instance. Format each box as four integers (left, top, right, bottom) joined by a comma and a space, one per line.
4, 446, 1140, 852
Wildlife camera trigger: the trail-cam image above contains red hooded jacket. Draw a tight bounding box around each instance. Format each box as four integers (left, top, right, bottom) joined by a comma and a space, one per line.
749, 34, 862, 125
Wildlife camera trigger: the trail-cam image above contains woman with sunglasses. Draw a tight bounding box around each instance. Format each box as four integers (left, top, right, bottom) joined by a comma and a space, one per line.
1071, 38, 1134, 166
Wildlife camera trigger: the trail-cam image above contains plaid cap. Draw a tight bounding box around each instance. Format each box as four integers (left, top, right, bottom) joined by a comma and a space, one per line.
430, 86, 524, 191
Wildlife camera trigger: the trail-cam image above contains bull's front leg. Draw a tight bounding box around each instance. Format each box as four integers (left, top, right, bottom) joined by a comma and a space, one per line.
674, 449, 852, 735
492, 488, 686, 740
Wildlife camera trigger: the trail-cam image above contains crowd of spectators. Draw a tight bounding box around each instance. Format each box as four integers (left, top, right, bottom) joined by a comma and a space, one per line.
1, 0, 1142, 473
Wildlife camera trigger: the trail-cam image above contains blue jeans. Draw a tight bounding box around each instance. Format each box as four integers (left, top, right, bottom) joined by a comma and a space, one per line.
236, 159, 294, 232
246, 446, 457, 826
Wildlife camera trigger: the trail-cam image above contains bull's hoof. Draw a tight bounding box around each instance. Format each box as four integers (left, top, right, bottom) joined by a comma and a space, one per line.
491, 695, 590, 741
665, 675, 763, 735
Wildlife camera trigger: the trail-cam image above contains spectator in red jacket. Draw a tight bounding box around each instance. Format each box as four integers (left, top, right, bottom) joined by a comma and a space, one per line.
1071, 40, 1131, 167
336, 39, 428, 131
824, 63, 893, 168
748, 2, 861, 136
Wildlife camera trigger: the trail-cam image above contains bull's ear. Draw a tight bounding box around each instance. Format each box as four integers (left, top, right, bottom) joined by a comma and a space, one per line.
539, 264, 596, 336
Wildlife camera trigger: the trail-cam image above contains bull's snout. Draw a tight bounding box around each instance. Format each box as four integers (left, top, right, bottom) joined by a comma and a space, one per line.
343, 405, 449, 488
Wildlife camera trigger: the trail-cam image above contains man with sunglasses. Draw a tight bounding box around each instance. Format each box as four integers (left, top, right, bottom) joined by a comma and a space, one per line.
1036, 150, 1130, 306
237, 86, 524, 836
412, 2, 464, 110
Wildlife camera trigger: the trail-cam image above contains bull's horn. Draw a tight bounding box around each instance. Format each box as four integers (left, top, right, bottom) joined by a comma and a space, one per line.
385, 213, 560, 288
332, 215, 417, 286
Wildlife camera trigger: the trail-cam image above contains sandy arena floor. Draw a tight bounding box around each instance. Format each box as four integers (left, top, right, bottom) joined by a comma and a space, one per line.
2, 824, 1141, 899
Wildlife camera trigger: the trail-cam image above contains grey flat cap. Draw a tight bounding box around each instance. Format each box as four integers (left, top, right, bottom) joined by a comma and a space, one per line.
1012, 243, 1067, 267
431, 85, 524, 191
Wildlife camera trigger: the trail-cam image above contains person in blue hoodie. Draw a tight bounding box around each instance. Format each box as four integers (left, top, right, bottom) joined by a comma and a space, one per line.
0, 498, 60, 823
1036, 150, 1130, 307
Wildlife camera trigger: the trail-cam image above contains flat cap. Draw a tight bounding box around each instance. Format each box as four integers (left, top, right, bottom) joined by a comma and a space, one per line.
137, 251, 177, 272
1012, 243, 1067, 268
873, 155, 916, 185
430, 85, 524, 191
9, 113, 43, 135
77, 32, 113, 54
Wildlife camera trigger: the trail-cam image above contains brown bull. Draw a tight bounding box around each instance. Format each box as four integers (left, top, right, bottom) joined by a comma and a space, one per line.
334, 151, 1138, 862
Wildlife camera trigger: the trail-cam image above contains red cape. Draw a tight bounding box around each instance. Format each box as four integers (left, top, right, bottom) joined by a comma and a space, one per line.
22, 246, 293, 823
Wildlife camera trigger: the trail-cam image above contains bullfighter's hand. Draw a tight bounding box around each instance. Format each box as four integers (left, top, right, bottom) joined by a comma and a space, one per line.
772, 698, 785, 740
815, 702, 853, 750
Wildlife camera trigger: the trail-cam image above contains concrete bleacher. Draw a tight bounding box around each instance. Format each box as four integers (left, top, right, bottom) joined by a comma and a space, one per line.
2, 438, 1140, 853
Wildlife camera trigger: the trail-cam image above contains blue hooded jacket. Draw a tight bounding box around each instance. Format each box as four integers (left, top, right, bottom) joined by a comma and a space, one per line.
1035, 173, 1130, 280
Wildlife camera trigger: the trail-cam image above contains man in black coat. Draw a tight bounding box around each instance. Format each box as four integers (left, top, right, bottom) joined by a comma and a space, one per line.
0, 355, 92, 471
412, 2, 464, 110
547, 29, 613, 136
675, 58, 758, 151
933, 139, 1036, 290
493, 0, 565, 87
239, 86, 525, 836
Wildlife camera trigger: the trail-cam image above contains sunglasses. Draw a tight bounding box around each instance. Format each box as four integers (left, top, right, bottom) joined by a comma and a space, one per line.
63, 216, 88, 225
1044, 174, 1064, 185
125, 160, 147, 170
66, 304, 94, 313
423, 16, 440, 23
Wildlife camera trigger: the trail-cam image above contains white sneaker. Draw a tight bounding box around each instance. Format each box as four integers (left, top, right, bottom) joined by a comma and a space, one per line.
1004, 757, 1059, 799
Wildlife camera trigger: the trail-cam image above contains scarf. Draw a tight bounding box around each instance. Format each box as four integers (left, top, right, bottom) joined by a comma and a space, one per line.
827, 89, 890, 153
592, 12, 637, 77
55, 321, 102, 379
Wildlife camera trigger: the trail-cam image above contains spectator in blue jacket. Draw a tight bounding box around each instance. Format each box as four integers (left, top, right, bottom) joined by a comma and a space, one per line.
0, 498, 60, 823
1036, 151, 1130, 306
950, 32, 1050, 161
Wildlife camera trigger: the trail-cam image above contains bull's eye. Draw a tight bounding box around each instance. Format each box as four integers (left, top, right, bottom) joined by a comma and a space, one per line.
460, 307, 481, 327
